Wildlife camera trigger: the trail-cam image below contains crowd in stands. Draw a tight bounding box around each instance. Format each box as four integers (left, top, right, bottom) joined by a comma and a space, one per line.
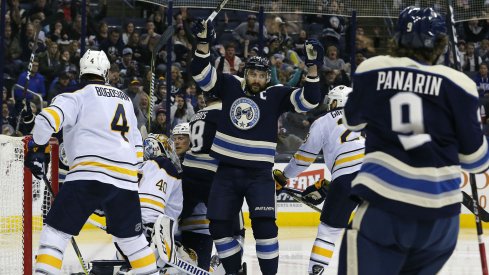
3, 0, 489, 153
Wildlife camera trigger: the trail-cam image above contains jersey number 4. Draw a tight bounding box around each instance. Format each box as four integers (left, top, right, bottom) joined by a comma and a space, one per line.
111, 104, 130, 142
390, 93, 431, 150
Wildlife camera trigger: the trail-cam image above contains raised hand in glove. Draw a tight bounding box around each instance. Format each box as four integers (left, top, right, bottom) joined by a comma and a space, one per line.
301, 179, 330, 205
304, 39, 324, 67
191, 18, 215, 44
272, 169, 288, 195
25, 139, 48, 180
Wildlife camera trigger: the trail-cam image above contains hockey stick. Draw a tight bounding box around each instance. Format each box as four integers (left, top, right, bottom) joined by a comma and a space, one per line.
148, 25, 175, 132
469, 173, 489, 275
282, 187, 322, 213
41, 174, 90, 275
462, 191, 489, 223
16, 27, 41, 132
207, 0, 230, 22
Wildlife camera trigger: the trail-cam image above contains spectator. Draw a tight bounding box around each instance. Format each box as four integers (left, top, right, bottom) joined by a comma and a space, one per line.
150, 108, 168, 135
170, 94, 194, 128
463, 17, 489, 43
475, 62, 489, 97
122, 21, 136, 45
118, 47, 143, 81
323, 45, 346, 71
233, 14, 267, 46
123, 77, 144, 112
280, 112, 310, 140
215, 42, 242, 75
2, 103, 16, 134
276, 127, 303, 154
171, 65, 184, 90
462, 42, 482, 73
38, 41, 61, 87
136, 93, 150, 129
46, 71, 72, 103
95, 21, 109, 46
4, 23, 23, 75
126, 32, 145, 63
100, 28, 124, 56
14, 59, 46, 101
108, 63, 124, 90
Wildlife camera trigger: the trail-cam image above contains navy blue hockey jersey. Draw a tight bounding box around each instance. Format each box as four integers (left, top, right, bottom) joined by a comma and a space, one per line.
182, 103, 221, 176
344, 55, 489, 219
191, 51, 321, 168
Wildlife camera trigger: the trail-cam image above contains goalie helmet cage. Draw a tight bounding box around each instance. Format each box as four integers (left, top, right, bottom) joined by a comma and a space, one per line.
0, 135, 59, 275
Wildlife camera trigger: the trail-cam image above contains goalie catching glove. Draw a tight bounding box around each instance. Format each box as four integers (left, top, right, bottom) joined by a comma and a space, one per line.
301, 179, 330, 205
273, 169, 288, 195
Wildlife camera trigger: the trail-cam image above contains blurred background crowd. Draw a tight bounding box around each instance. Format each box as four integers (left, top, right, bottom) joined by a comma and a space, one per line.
2, 0, 489, 156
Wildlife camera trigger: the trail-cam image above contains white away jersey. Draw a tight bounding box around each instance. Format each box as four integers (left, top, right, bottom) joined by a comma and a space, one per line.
139, 157, 183, 224
32, 82, 143, 190
284, 109, 364, 181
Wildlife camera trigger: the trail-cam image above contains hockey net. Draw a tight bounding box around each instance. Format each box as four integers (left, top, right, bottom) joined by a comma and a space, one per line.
0, 135, 59, 275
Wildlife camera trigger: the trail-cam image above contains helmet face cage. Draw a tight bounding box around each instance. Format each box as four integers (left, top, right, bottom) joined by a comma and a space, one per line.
396, 6, 447, 49
143, 134, 182, 173
327, 85, 352, 110
79, 49, 111, 83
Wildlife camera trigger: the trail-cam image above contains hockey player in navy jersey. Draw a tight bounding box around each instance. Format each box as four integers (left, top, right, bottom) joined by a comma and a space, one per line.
26, 50, 158, 275
274, 85, 364, 275
190, 18, 322, 275
338, 7, 489, 275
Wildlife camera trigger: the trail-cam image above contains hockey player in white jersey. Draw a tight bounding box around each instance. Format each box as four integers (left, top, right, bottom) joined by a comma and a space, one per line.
273, 85, 364, 275
26, 49, 158, 275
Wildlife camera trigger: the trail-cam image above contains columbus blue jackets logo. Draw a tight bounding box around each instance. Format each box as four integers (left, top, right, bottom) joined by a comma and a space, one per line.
230, 97, 260, 130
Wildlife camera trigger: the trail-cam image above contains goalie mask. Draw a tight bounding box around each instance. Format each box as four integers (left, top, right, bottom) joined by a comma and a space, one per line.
143, 134, 182, 173
327, 85, 352, 110
79, 49, 111, 83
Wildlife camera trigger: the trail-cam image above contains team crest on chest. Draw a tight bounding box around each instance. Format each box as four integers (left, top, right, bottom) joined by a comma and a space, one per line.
230, 97, 260, 130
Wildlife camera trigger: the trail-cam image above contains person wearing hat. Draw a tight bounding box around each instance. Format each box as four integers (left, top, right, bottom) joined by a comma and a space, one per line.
233, 13, 268, 46
122, 77, 144, 112
118, 47, 142, 81
46, 71, 72, 103
150, 108, 168, 135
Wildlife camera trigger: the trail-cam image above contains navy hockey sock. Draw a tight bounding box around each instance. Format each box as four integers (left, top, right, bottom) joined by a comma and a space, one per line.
210, 220, 242, 274
251, 218, 278, 275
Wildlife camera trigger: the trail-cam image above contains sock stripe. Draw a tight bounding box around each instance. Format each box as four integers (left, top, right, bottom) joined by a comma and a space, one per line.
130, 253, 156, 269
311, 245, 334, 258
36, 254, 63, 269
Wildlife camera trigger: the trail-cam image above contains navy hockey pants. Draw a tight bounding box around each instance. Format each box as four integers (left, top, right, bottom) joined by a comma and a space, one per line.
338, 201, 459, 275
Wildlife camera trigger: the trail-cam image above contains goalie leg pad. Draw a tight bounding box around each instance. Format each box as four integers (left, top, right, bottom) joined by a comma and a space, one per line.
114, 234, 158, 275
34, 224, 72, 275
151, 214, 178, 266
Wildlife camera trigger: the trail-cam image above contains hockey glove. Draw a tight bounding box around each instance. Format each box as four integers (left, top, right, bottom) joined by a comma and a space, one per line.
25, 139, 48, 180
273, 169, 288, 195
304, 39, 324, 67
191, 18, 215, 44
301, 179, 330, 205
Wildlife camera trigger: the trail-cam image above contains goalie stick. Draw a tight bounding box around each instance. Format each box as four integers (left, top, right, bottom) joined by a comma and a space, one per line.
41, 174, 90, 275
148, 25, 175, 132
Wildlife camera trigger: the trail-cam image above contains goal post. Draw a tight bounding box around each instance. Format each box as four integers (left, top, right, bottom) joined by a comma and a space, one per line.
0, 135, 59, 275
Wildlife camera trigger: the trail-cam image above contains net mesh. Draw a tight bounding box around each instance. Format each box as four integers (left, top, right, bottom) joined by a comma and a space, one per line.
0, 135, 54, 275
138, 0, 489, 22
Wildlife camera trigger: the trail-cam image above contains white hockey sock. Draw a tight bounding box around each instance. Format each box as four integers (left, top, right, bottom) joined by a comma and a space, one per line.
308, 222, 343, 274
114, 234, 158, 275
34, 225, 71, 275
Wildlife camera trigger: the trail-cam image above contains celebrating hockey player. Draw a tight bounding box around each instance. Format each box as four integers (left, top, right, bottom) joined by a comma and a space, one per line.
274, 85, 364, 275
26, 50, 158, 275
190, 18, 322, 275
339, 6, 489, 274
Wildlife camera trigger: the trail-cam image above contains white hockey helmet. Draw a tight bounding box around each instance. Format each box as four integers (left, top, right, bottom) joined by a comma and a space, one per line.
79, 49, 111, 83
327, 85, 352, 110
172, 123, 190, 136
143, 133, 182, 172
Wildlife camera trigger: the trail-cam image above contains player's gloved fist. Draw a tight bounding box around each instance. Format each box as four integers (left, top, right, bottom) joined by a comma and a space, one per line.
301, 179, 330, 205
25, 139, 47, 180
273, 169, 288, 195
191, 18, 215, 44
304, 39, 324, 67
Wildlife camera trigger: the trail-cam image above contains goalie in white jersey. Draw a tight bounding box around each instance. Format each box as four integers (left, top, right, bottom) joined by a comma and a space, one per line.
27, 50, 158, 275
273, 85, 364, 275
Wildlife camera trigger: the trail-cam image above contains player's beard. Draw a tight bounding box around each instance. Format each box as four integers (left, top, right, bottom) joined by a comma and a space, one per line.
246, 82, 266, 94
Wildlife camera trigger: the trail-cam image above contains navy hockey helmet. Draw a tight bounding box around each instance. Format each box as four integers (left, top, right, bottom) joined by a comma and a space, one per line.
396, 6, 447, 49
244, 56, 271, 84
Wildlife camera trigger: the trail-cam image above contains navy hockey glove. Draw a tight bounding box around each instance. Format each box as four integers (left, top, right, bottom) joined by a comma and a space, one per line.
191, 18, 215, 44
25, 139, 48, 180
273, 169, 288, 195
304, 39, 324, 67
301, 179, 330, 205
